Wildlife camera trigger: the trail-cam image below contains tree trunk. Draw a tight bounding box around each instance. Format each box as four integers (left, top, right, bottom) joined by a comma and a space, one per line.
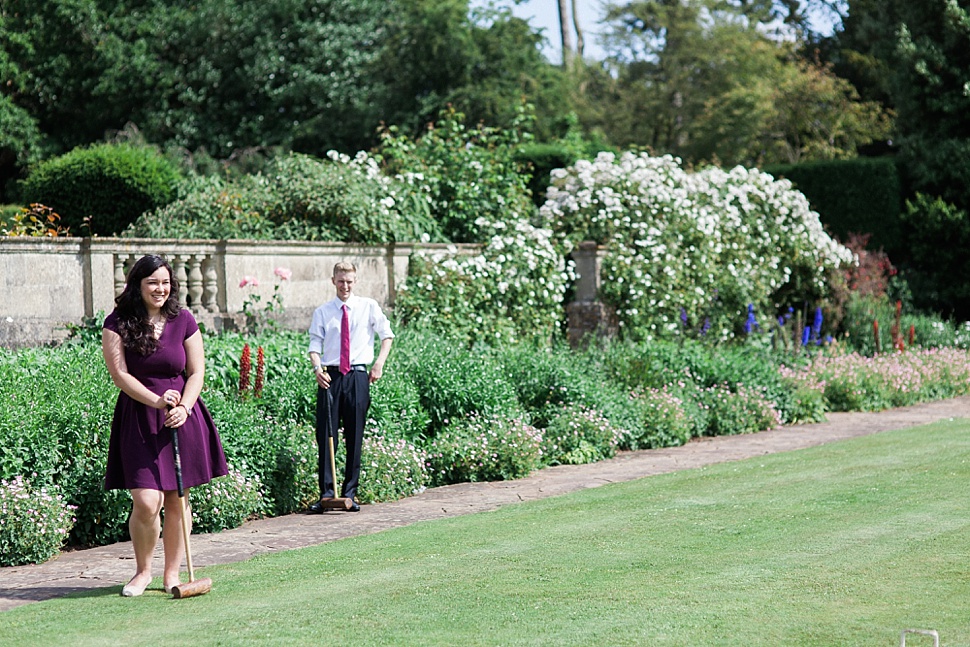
571, 0, 584, 59
558, 0, 573, 68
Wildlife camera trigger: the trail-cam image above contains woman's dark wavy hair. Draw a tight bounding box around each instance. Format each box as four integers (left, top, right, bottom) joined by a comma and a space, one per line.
114, 254, 180, 356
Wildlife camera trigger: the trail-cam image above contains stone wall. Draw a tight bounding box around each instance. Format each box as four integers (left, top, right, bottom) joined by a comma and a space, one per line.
0, 237, 613, 348
0, 237, 475, 348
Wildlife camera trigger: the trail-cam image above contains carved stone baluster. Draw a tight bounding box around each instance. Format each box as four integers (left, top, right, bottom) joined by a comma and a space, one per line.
187, 255, 204, 312
172, 256, 189, 308
113, 255, 127, 297
202, 255, 218, 312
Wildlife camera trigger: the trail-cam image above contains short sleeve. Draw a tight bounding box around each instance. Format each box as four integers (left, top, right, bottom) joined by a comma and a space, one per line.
180, 309, 200, 339
103, 310, 119, 333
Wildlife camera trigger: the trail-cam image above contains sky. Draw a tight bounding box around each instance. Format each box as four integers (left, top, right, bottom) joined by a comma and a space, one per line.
474, 0, 610, 63
472, 1, 840, 65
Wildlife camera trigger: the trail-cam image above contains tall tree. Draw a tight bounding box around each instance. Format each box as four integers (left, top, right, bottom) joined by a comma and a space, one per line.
0, 10, 44, 196
558, 0, 574, 67
377, 1, 573, 141
3, 0, 391, 158
889, 0, 970, 209
584, 0, 888, 165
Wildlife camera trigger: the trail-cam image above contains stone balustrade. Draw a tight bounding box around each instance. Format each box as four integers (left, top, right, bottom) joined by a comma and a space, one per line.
0, 237, 611, 348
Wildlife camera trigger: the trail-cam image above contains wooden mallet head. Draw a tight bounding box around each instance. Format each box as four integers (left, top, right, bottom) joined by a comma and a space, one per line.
172, 577, 212, 599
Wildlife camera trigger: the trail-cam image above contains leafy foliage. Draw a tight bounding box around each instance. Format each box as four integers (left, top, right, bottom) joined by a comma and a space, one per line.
377, 106, 536, 243
538, 404, 626, 466
391, 331, 523, 436
375, 0, 573, 144
395, 219, 574, 346
898, 194, 970, 319
0, 476, 75, 566
126, 152, 443, 243
0, 203, 71, 237
425, 413, 543, 486
190, 468, 265, 534
358, 431, 428, 503
6, 321, 970, 564
20, 143, 181, 235
539, 152, 855, 342
587, 0, 890, 167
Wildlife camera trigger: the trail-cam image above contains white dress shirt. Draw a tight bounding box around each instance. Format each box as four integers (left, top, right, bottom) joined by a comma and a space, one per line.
307, 294, 394, 366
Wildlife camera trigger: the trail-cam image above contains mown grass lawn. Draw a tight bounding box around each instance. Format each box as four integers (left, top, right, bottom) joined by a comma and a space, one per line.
3, 420, 969, 646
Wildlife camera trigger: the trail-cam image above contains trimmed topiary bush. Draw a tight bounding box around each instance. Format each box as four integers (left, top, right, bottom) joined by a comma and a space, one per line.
20, 143, 181, 235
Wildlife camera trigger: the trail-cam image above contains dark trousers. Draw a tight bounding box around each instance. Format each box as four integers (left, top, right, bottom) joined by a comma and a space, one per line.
316, 368, 370, 500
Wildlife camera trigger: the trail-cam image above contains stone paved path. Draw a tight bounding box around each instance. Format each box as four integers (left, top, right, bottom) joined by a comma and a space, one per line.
3, 395, 969, 612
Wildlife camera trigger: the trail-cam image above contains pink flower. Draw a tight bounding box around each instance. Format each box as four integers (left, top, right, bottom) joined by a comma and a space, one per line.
239, 275, 260, 288
273, 267, 292, 281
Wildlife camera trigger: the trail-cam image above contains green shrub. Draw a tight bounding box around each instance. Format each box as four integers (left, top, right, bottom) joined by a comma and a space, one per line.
126, 152, 443, 243
202, 393, 305, 517
782, 381, 828, 424
600, 339, 813, 425
780, 349, 970, 412
69, 465, 132, 547
190, 468, 265, 534
377, 106, 536, 243
0, 476, 76, 566
899, 193, 970, 319
267, 152, 442, 244
395, 216, 574, 346
765, 157, 904, 258
393, 331, 524, 436
426, 414, 543, 486
358, 431, 428, 504
203, 331, 317, 425
539, 404, 626, 466
369, 368, 431, 441
699, 384, 782, 436
125, 175, 278, 240
623, 387, 693, 450
20, 143, 181, 236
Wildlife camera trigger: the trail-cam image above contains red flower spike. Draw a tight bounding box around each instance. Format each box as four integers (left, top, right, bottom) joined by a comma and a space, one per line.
254, 346, 265, 398
239, 343, 252, 396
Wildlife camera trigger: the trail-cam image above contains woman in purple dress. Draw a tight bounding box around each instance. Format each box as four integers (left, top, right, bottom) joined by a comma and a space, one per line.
101, 254, 227, 597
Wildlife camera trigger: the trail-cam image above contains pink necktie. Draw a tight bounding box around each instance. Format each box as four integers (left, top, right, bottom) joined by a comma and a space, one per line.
339, 304, 351, 374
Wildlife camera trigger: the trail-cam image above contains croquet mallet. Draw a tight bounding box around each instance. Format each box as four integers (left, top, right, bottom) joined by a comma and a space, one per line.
170, 424, 213, 598
316, 387, 353, 511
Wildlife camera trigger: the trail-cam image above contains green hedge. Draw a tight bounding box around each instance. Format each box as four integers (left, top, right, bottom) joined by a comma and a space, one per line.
19, 143, 181, 236
765, 157, 904, 256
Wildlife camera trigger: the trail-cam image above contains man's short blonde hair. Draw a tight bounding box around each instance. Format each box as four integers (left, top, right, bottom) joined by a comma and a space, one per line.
333, 261, 357, 277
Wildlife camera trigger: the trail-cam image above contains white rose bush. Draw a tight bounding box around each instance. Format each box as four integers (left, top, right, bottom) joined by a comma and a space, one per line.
396, 216, 576, 345
538, 152, 856, 341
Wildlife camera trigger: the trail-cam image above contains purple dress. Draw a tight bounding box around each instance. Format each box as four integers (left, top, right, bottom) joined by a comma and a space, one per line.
103, 309, 228, 491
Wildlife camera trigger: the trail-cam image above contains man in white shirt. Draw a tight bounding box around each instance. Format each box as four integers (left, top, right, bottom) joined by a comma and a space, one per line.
307, 261, 394, 512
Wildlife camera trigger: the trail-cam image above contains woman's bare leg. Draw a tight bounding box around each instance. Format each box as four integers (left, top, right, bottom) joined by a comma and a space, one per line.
162, 488, 189, 591
123, 488, 163, 596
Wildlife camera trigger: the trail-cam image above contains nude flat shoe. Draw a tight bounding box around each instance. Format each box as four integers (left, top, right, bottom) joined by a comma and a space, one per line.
121, 578, 149, 597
